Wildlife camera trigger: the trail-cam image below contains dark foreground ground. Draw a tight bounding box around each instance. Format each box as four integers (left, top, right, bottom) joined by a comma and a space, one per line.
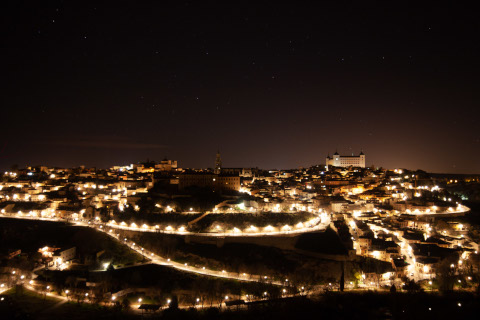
2, 287, 480, 320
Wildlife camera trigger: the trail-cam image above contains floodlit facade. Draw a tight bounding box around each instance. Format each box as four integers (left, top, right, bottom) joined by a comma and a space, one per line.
326, 151, 365, 169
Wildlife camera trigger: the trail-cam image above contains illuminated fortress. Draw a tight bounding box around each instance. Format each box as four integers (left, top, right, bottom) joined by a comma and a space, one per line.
326, 151, 365, 169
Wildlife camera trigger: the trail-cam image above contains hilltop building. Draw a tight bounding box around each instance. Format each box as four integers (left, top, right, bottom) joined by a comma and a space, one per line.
326, 151, 365, 169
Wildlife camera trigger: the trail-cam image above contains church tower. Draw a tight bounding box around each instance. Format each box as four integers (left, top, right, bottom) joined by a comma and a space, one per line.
214, 151, 222, 174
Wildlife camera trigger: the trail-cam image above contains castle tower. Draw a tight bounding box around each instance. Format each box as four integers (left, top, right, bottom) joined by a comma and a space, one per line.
359, 150, 365, 167
333, 151, 340, 167
214, 151, 222, 174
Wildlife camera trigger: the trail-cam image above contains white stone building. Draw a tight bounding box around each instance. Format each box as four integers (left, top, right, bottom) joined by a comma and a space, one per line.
326, 151, 365, 169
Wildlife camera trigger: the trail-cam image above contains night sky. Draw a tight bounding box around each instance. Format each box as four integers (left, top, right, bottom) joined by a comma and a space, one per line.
2, 2, 479, 173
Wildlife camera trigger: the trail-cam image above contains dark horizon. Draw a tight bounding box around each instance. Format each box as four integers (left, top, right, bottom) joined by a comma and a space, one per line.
3, 2, 479, 174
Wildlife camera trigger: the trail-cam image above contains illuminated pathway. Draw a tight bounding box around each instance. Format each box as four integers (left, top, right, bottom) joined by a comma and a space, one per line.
0, 214, 392, 293
96, 224, 285, 285
4, 280, 298, 312
0, 210, 330, 237
0, 214, 292, 285
104, 213, 330, 237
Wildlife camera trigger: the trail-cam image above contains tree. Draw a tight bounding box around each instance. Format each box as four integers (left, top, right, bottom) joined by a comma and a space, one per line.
339, 262, 345, 292
436, 257, 457, 292
404, 280, 421, 293
390, 284, 396, 293
169, 295, 179, 310
121, 297, 130, 311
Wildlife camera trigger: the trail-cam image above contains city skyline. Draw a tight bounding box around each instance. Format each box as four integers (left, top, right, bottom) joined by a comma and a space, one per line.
2, 2, 479, 173
2, 148, 479, 175
2, 3, 480, 318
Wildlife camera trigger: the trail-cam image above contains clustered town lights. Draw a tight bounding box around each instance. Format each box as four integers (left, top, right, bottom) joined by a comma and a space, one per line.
0, 160, 476, 310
